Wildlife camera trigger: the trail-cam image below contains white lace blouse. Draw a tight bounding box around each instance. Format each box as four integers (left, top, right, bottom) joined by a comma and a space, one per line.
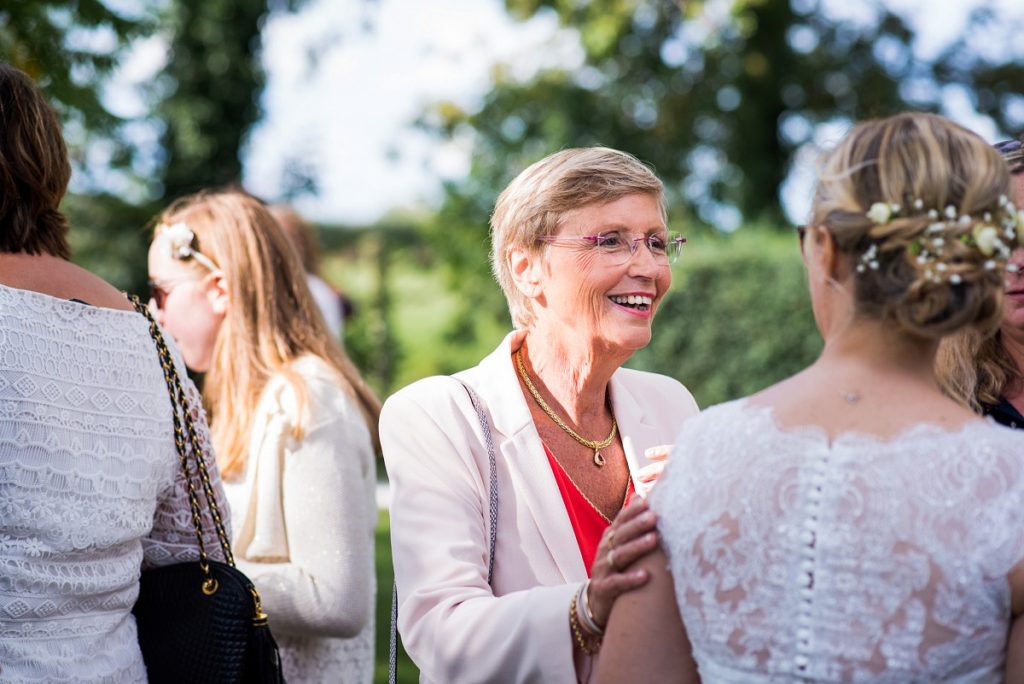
652, 399, 1024, 683
0, 285, 229, 683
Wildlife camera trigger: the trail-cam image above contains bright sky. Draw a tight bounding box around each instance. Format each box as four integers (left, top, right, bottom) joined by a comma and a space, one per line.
110, 0, 1024, 227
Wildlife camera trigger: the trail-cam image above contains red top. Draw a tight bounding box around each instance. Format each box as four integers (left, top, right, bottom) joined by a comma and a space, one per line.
544, 444, 635, 575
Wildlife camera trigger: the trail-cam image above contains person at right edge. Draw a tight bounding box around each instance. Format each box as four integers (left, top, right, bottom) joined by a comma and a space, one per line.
598, 112, 1024, 683
938, 135, 1024, 428
380, 146, 699, 682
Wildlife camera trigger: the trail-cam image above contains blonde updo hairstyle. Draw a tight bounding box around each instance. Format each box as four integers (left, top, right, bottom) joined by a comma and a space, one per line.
490, 147, 665, 328
937, 134, 1024, 411
810, 112, 1010, 339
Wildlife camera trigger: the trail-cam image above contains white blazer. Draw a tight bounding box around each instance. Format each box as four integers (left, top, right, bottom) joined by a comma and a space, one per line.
380, 330, 699, 684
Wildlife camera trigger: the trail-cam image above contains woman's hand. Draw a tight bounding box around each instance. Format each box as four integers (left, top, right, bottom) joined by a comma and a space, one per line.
636, 444, 673, 497
586, 498, 659, 629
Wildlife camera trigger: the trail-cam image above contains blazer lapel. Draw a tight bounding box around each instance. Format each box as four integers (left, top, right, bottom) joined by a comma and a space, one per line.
463, 332, 587, 583
609, 373, 663, 477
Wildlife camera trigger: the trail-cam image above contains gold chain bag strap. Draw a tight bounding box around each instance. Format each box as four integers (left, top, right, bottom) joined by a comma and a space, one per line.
129, 295, 285, 684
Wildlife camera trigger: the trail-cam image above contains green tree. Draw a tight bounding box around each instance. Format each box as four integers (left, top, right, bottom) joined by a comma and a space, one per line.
418, 0, 1024, 340
157, 0, 268, 200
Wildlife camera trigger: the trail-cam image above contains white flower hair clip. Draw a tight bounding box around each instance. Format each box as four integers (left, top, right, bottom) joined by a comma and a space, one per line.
861, 196, 1024, 284
156, 222, 218, 271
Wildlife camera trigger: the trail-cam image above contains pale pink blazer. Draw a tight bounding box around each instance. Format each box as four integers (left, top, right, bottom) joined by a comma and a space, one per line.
380, 330, 699, 684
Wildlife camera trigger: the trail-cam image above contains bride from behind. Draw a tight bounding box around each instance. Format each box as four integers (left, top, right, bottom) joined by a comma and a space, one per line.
599, 112, 1024, 683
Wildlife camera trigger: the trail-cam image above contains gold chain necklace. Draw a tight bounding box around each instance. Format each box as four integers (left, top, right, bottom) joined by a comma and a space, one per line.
515, 349, 617, 467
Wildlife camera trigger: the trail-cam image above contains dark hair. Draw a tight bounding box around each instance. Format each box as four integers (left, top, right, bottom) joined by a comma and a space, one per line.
0, 65, 72, 258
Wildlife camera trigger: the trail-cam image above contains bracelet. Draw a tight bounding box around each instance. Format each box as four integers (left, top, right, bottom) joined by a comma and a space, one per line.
578, 580, 605, 636
569, 587, 600, 655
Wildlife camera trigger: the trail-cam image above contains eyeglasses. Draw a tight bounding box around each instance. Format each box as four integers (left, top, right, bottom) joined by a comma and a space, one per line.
536, 232, 687, 266
147, 276, 193, 310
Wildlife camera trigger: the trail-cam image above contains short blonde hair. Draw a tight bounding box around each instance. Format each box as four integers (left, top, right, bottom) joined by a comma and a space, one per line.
490, 147, 664, 328
811, 112, 1009, 339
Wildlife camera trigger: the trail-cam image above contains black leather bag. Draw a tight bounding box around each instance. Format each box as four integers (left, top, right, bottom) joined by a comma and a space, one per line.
130, 296, 285, 684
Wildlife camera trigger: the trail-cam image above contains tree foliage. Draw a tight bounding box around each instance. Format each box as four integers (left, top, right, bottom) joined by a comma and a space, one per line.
157, 0, 268, 200
418, 0, 1024, 338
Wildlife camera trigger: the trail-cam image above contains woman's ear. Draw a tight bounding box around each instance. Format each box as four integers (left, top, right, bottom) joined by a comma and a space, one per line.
508, 246, 543, 298
807, 225, 844, 283
205, 271, 230, 315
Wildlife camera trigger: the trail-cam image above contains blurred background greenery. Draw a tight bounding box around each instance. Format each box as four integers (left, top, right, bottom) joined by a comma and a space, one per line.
4, 0, 1022, 404
4, 2, 1023, 679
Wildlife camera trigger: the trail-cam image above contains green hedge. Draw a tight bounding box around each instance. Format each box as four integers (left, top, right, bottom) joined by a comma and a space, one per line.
629, 229, 822, 407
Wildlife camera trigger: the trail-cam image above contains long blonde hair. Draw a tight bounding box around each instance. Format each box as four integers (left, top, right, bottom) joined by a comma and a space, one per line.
154, 190, 381, 479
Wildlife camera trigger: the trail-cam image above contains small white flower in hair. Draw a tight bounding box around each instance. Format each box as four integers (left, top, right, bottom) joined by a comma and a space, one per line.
951, 274, 963, 284
928, 209, 939, 220
866, 202, 892, 224
944, 205, 958, 219
156, 221, 218, 271
973, 224, 999, 257
160, 222, 196, 259
999, 194, 1009, 207
958, 215, 972, 226
1008, 264, 1021, 274
985, 260, 997, 271
913, 198, 924, 210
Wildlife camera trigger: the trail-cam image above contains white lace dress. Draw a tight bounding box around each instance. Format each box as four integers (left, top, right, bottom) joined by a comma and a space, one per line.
0, 285, 229, 682
652, 399, 1024, 683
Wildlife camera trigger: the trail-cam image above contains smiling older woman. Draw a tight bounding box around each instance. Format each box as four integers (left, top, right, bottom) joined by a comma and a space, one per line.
380, 147, 699, 683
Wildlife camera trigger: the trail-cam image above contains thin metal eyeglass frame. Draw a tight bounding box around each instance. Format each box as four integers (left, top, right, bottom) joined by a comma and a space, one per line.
535, 233, 687, 265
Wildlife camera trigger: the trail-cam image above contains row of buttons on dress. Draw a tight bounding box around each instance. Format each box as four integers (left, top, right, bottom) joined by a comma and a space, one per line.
793, 449, 829, 678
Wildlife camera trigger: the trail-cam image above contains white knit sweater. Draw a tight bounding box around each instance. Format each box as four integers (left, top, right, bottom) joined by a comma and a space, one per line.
223, 355, 376, 684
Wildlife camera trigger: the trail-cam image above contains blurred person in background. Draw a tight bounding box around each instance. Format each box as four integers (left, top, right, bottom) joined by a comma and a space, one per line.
0, 64, 229, 681
599, 112, 1024, 683
270, 204, 354, 340
147, 189, 380, 683
938, 136, 1024, 429
380, 147, 698, 683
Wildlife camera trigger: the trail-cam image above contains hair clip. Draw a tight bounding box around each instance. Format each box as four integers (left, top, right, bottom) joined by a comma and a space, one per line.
157, 222, 218, 271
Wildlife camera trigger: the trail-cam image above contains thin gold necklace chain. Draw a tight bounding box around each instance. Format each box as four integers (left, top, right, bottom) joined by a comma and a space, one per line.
514, 349, 617, 458
546, 447, 631, 524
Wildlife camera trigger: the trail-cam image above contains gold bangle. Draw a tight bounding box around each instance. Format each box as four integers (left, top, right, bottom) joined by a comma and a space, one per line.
570, 589, 601, 655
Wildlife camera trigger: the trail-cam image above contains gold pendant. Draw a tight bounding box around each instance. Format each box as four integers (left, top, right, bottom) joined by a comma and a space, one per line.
593, 450, 606, 467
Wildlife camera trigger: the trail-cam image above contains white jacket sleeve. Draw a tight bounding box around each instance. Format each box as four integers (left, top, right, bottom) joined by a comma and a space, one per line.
235, 400, 376, 639
381, 381, 579, 684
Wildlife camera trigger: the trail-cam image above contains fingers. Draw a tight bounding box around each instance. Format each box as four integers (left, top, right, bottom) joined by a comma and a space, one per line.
637, 461, 665, 484
605, 508, 657, 553
587, 535, 657, 625
609, 530, 658, 571
643, 444, 674, 462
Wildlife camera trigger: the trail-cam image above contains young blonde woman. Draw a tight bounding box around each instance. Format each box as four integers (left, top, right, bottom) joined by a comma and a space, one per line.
146, 190, 381, 683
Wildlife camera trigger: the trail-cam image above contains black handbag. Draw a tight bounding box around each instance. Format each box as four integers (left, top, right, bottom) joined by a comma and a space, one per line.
130, 296, 285, 684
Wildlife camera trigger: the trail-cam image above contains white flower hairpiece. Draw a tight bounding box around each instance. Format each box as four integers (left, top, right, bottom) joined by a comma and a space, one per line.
156, 222, 218, 271
861, 196, 1023, 283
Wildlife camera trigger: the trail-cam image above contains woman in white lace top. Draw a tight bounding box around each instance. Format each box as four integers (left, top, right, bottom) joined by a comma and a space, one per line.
599, 112, 1024, 683
146, 190, 381, 683
0, 65, 229, 682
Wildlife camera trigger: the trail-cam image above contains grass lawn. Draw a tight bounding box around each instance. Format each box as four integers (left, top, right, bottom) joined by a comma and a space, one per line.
374, 509, 420, 683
